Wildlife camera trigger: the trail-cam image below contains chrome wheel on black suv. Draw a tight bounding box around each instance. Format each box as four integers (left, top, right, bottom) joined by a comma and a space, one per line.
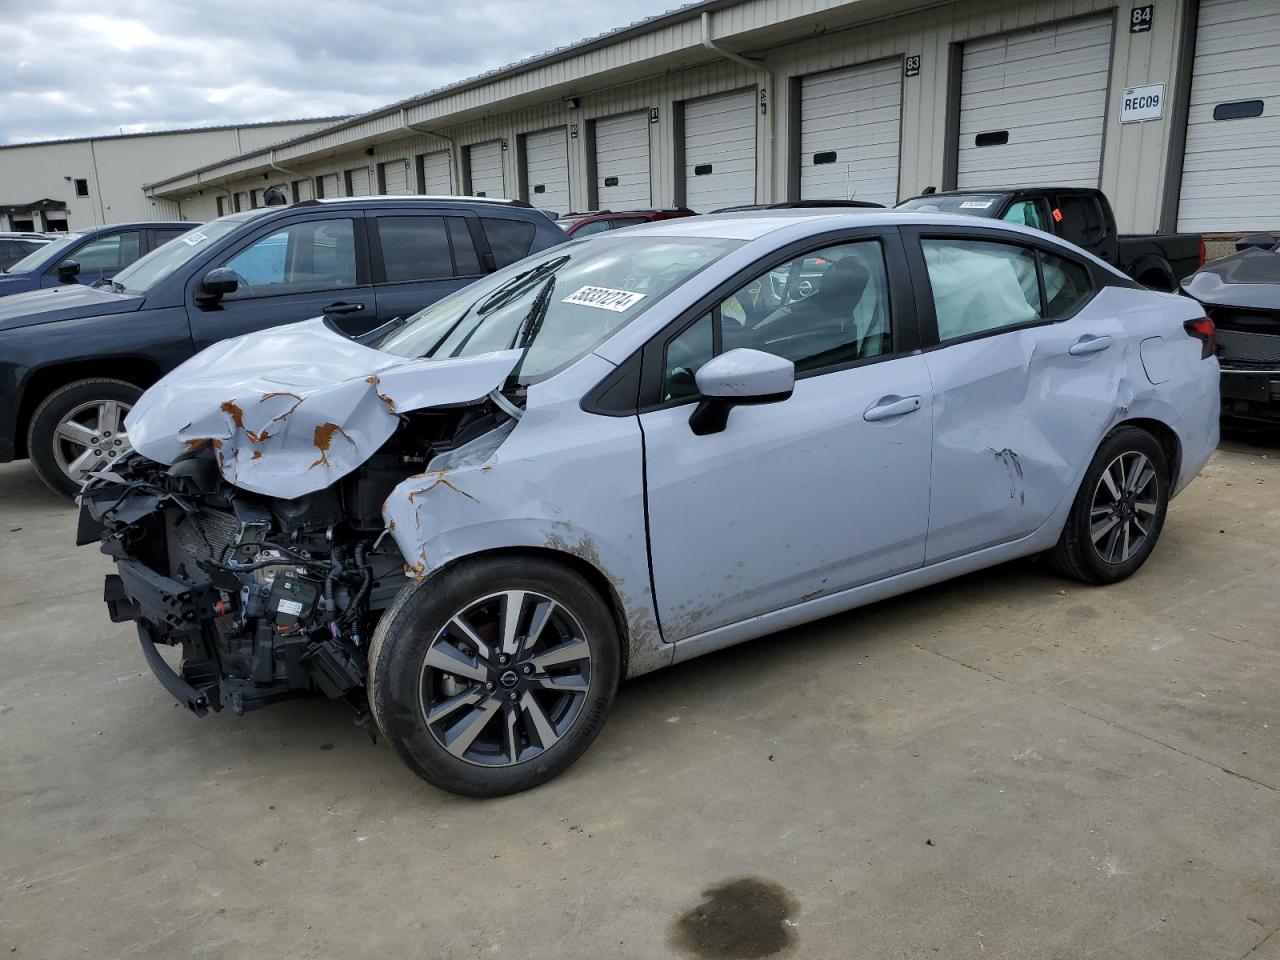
368, 556, 619, 797
1047, 426, 1171, 584
27, 378, 143, 500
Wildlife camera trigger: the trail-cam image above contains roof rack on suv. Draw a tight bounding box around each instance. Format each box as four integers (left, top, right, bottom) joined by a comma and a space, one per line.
292, 195, 534, 209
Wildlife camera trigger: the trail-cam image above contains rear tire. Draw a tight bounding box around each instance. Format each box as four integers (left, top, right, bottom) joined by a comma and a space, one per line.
368, 556, 620, 797
27, 378, 142, 501
1046, 426, 1170, 584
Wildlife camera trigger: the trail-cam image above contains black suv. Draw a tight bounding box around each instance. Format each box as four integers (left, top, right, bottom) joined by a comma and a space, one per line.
0, 197, 567, 497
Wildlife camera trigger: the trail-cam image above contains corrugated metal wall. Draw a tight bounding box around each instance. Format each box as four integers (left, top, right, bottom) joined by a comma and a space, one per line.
155, 0, 1193, 233
0, 120, 338, 228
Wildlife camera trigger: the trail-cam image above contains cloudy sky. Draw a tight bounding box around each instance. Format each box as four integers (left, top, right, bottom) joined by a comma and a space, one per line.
0, 0, 679, 145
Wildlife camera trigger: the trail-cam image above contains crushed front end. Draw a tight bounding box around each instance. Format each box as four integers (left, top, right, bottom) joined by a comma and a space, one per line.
79, 448, 411, 717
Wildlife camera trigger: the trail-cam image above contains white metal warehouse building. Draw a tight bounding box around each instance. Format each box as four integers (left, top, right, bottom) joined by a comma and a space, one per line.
0, 118, 345, 232
124, 0, 1280, 245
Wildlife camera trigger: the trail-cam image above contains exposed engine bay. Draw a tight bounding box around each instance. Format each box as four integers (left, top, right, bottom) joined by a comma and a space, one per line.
79, 402, 513, 721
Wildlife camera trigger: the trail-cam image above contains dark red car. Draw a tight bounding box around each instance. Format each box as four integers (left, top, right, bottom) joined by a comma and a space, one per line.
555, 208, 696, 238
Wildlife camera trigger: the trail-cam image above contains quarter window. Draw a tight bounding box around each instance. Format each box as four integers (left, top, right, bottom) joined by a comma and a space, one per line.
221, 218, 357, 299
662, 312, 714, 402
922, 239, 1041, 341
480, 217, 536, 267
1041, 252, 1093, 318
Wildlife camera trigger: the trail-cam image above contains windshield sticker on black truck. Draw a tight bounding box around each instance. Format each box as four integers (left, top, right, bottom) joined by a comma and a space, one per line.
179, 232, 209, 246
959, 200, 995, 209
562, 285, 646, 312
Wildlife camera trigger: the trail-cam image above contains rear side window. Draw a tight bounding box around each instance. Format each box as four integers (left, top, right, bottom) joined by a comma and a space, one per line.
377, 216, 454, 282
152, 229, 189, 249
573, 219, 613, 237
1055, 194, 1107, 247
923, 239, 1041, 341
481, 217, 536, 267
73, 232, 142, 272
447, 218, 481, 276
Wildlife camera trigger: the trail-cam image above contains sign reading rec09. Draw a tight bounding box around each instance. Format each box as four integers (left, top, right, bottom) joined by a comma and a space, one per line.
1120, 83, 1164, 123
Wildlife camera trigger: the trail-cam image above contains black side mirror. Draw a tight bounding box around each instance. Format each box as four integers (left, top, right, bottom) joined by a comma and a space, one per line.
197, 267, 238, 304
57, 259, 81, 282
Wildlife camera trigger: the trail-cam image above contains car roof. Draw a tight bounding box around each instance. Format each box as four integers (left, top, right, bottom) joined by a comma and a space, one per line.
73, 221, 197, 233
303, 195, 534, 210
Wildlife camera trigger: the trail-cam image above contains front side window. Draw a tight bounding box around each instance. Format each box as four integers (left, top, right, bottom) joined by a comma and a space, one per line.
719, 240, 892, 374
923, 239, 1041, 341
379, 234, 740, 384
1002, 199, 1048, 232
71, 232, 141, 272
5, 233, 83, 274
221, 218, 357, 299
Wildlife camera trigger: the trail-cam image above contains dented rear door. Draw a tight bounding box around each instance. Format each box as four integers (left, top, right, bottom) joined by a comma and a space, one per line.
905, 226, 1127, 562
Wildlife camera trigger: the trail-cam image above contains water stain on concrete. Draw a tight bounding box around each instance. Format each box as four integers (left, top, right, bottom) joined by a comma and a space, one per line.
668, 877, 798, 959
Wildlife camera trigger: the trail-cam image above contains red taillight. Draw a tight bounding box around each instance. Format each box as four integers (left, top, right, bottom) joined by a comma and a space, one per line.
1184, 317, 1216, 359
1198, 240, 1207, 266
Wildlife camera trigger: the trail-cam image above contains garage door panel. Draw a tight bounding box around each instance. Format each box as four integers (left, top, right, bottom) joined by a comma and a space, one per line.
683, 89, 757, 212
595, 112, 651, 209
468, 141, 505, 198
523, 128, 570, 213
421, 151, 452, 194
1178, 0, 1280, 231
957, 17, 1112, 189
800, 59, 902, 206
381, 161, 410, 195
347, 168, 371, 196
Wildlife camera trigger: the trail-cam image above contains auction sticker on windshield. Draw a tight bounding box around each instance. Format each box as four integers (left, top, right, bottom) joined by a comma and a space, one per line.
959, 200, 994, 209
179, 232, 209, 246
562, 285, 646, 312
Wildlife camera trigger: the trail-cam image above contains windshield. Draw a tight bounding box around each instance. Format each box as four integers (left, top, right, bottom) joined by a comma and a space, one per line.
896, 194, 1005, 217
4, 233, 83, 274
379, 234, 742, 384
111, 219, 240, 295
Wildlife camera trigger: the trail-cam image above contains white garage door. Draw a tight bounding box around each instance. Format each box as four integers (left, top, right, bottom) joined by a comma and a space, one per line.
594, 111, 651, 209
684, 89, 757, 212
957, 17, 1113, 189
346, 166, 371, 196
1178, 0, 1280, 232
524, 128, 571, 213
379, 159, 410, 195
800, 60, 902, 205
316, 173, 340, 199
292, 179, 313, 202
420, 150, 453, 194
467, 141, 505, 198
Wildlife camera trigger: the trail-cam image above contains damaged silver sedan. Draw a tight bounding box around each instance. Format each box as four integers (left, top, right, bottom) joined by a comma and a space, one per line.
79, 212, 1220, 796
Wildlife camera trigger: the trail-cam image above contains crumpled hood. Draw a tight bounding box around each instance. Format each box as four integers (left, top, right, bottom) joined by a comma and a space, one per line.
126, 317, 521, 498
0, 282, 141, 330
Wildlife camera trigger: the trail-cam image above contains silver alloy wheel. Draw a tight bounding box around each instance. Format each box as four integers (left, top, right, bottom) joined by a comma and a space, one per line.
51, 398, 133, 486
1089, 450, 1159, 564
418, 590, 593, 767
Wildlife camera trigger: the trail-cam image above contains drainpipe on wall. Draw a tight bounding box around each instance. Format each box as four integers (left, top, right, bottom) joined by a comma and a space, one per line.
700, 10, 774, 203
268, 149, 302, 178
401, 108, 462, 193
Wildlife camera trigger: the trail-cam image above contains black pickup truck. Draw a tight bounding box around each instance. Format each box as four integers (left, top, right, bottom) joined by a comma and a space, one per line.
897, 187, 1203, 291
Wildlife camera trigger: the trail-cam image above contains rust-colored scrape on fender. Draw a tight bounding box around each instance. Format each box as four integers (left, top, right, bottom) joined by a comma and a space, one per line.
259, 391, 305, 424
220, 400, 245, 431
365, 375, 398, 415
309, 422, 355, 469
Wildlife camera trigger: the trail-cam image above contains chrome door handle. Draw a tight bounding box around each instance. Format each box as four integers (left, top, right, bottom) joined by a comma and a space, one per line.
323, 301, 365, 315
863, 395, 922, 422
1069, 334, 1112, 356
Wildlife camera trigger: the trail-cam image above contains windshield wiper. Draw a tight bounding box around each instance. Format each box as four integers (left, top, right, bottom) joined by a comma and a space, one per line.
511, 275, 556, 349
477, 255, 570, 316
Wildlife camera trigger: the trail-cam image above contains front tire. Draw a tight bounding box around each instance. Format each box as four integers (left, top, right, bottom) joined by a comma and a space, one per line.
1047, 426, 1170, 584
368, 556, 620, 797
27, 378, 142, 500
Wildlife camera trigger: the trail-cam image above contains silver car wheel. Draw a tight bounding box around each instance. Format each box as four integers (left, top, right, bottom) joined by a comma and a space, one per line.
1089, 451, 1158, 564
51, 398, 133, 486
418, 590, 594, 767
